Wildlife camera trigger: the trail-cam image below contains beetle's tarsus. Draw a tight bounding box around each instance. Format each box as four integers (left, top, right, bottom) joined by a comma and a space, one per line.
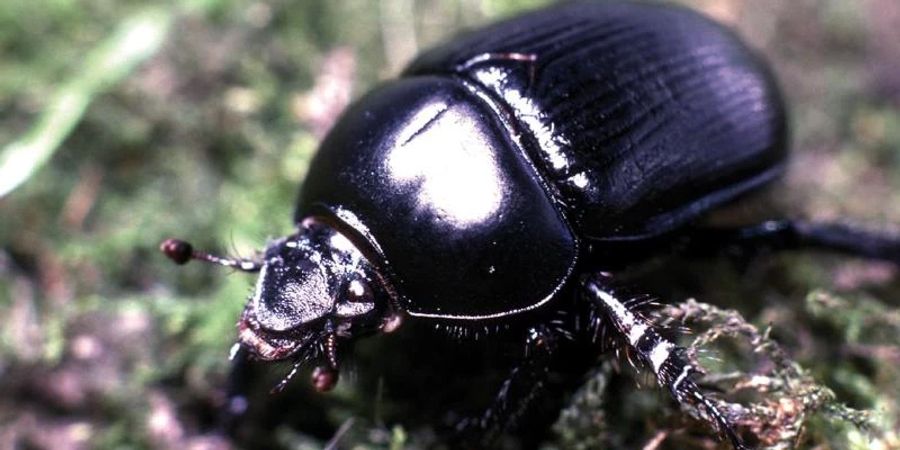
662, 362, 748, 449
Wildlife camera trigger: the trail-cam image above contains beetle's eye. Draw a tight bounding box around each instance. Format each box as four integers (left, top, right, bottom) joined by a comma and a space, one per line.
336, 278, 375, 318
345, 278, 372, 302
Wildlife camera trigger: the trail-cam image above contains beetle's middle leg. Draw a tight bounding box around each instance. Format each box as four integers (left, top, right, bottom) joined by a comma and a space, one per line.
455, 323, 561, 443
583, 273, 748, 450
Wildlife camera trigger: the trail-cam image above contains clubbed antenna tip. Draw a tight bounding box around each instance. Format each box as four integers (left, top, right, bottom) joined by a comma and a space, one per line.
160, 238, 194, 265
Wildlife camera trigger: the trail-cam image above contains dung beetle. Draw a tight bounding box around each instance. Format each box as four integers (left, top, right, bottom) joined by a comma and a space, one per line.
162, 2, 900, 448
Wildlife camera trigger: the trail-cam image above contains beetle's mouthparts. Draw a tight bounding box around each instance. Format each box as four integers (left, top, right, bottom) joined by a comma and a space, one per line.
239, 313, 343, 392
237, 313, 308, 361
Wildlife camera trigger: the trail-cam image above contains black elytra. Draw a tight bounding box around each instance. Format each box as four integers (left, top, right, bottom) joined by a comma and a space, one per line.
301, 2, 786, 320
161, 3, 900, 449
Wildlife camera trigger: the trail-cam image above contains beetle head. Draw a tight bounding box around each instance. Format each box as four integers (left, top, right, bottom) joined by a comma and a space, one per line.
237, 218, 399, 378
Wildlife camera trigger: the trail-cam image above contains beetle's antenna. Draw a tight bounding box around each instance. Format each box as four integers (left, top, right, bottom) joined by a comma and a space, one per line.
160, 238, 262, 272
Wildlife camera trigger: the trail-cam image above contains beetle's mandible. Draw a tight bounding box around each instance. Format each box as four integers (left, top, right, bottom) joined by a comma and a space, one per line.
161, 2, 900, 449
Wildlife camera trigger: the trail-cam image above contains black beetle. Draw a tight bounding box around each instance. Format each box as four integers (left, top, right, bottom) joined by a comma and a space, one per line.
161, 2, 900, 448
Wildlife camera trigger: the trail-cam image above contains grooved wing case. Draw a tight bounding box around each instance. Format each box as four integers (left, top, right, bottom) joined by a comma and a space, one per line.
407, 2, 788, 240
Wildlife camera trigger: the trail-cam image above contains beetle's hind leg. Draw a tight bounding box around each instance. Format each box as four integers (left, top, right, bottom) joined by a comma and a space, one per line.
583, 273, 748, 450
679, 220, 900, 264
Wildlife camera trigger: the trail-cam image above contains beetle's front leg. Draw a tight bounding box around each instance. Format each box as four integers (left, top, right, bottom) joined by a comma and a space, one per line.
583, 273, 748, 450
220, 344, 252, 433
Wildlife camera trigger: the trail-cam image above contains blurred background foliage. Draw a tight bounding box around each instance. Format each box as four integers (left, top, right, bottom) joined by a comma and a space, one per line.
0, 0, 898, 449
